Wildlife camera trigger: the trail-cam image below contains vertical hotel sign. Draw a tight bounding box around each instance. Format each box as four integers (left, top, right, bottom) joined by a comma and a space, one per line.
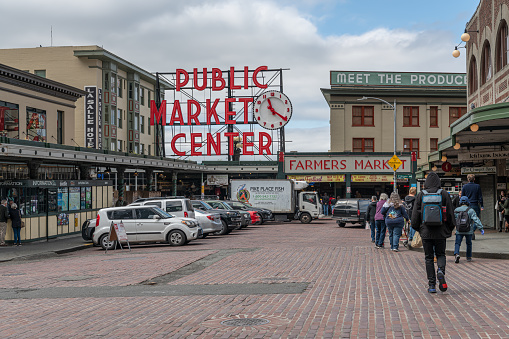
97, 88, 103, 149
84, 86, 97, 148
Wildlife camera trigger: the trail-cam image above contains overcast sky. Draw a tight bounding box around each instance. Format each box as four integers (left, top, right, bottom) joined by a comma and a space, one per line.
0, 0, 480, 161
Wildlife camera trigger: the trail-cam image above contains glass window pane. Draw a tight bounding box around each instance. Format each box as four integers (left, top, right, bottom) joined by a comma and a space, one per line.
26, 107, 46, 142
0, 100, 20, 139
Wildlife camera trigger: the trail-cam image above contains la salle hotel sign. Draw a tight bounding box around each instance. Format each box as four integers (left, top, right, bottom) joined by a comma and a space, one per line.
150, 66, 275, 156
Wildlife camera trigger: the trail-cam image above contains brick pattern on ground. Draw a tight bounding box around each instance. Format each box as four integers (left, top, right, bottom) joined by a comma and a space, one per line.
0, 221, 508, 338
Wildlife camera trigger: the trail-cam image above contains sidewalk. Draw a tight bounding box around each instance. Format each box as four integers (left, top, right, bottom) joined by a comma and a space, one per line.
409, 229, 509, 259
0, 235, 93, 263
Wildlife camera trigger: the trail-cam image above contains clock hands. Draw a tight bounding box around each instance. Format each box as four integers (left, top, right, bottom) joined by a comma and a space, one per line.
267, 99, 288, 121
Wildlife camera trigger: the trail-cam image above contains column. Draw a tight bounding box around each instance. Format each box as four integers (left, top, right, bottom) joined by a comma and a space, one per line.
117, 167, 126, 198
145, 169, 154, 191
346, 174, 351, 199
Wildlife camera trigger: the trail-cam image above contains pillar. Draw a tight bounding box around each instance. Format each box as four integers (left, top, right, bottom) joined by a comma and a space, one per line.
145, 169, 154, 191
117, 167, 126, 198
345, 174, 351, 199
172, 172, 177, 196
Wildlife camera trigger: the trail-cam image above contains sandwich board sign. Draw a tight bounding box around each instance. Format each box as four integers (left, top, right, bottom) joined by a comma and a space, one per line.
106, 221, 131, 253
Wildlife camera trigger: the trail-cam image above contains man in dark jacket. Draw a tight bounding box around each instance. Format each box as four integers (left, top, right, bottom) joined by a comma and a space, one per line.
404, 187, 417, 241
0, 199, 9, 246
411, 172, 455, 293
365, 196, 377, 242
461, 174, 483, 239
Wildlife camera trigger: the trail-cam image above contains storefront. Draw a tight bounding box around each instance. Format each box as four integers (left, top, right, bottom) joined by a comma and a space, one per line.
0, 179, 113, 243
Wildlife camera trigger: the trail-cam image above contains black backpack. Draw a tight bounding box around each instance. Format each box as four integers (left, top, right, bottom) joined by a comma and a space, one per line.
421, 189, 443, 227
455, 208, 472, 233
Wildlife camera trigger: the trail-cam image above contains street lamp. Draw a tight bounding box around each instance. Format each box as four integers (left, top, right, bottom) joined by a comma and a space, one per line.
358, 96, 397, 193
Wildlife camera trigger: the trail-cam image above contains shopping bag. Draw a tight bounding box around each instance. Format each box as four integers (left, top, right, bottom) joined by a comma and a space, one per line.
411, 231, 422, 248
365, 221, 370, 230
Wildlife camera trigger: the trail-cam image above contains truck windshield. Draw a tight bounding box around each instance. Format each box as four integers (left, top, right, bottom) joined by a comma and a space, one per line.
303, 193, 317, 205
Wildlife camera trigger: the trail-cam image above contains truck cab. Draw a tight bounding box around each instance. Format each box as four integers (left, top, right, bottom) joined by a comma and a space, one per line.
297, 191, 321, 223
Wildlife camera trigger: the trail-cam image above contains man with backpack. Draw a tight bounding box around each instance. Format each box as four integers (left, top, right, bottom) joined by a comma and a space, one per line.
411, 172, 455, 294
454, 196, 484, 263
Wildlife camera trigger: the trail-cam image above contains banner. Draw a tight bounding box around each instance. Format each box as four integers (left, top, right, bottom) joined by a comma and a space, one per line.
84, 86, 97, 148
458, 150, 509, 162
98, 88, 102, 150
351, 175, 393, 182
207, 174, 228, 186
286, 174, 345, 182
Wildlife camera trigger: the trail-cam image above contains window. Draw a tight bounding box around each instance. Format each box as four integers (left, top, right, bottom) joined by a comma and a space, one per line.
449, 107, 467, 125
117, 140, 122, 152
26, 107, 46, 142
108, 209, 135, 220
403, 138, 420, 158
140, 143, 144, 154
135, 83, 140, 101
481, 41, 492, 84
134, 114, 139, 131
110, 140, 116, 151
136, 207, 159, 219
34, 70, 46, 78
403, 106, 419, 127
352, 138, 374, 152
0, 100, 20, 139
496, 20, 509, 72
104, 106, 109, 125
430, 138, 438, 152
128, 82, 133, 99
104, 72, 109, 91
148, 116, 151, 135
141, 116, 145, 133
469, 57, 478, 95
429, 106, 438, 127
148, 91, 151, 105
110, 74, 116, 94
118, 78, 123, 98
352, 106, 374, 126
165, 201, 183, 213
148, 144, 151, 155
118, 108, 122, 128
145, 202, 162, 208
57, 110, 64, 144
110, 106, 116, 125
140, 88, 145, 106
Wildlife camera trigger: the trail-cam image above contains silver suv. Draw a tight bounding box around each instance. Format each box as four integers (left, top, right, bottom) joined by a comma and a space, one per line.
92, 205, 200, 249
130, 198, 195, 218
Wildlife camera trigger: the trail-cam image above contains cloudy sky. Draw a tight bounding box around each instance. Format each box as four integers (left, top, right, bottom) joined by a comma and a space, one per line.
0, 0, 480, 160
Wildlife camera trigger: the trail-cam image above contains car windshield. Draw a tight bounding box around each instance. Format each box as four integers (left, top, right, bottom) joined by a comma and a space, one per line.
228, 202, 247, 209
152, 206, 174, 219
207, 201, 232, 210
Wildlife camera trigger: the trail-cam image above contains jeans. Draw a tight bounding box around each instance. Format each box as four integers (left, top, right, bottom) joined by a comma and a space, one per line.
422, 239, 447, 286
13, 227, 21, 244
407, 226, 416, 240
370, 221, 376, 242
375, 220, 386, 247
454, 234, 473, 258
387, 223, 404, 250
470, 204, 481, 231
323, 205, 329, 216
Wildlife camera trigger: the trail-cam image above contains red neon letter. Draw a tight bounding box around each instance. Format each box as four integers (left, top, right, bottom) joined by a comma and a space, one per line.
171, 133, 186, 156
206, 133, 221, 156
169, 100, 184, 125
176, 69, 189, 92
230, 66, 241, 90
224, 132, 239, 155
225, 98, 237, 124
212, 68, 225, 91
187, 100, 201, 125
206, 98, 221, 124
244, 66, 249, 89
253, 66, 268, 89
150, 100, 166, 126
242, 132, 254, 155
190, 133, 202, 156
259, 132, 272, 155
193, 68, 207, 91
238, 97, 252, 124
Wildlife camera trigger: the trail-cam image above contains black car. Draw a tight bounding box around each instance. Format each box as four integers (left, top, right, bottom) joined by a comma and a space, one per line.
332, 198, 370, 227
222, 200, 274, 224
203, 200, 252, 228
191, 200, 242, 235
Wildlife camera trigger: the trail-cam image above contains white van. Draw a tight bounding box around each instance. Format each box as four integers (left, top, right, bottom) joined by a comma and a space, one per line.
129, 198, 196, 219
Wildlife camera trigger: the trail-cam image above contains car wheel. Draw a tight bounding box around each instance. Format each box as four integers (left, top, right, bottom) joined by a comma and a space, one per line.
300, 212, 312, 224
338, 222, 346, 228
167, 230, 186, 246
215, 220, 229, 235
99, 234, 116, 250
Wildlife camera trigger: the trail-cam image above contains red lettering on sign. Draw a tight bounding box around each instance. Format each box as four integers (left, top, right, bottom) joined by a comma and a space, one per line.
289, 160, 296, 170
224, 132, 238, 155
176, 69, 189, 91
305, 160, 312, 170
190, 133, 202, 156
355, 160, 363, 169
187, 100, 201, 125
252, 66, 268, 89
206, 98, 220, 124
374, 160, 381, 169
150, 100, 166, 126
295, 161, 304, 170
244, 66, 249, 89
365, 160, 373, 170
324, 160, 330, 170
193, 68, 207, 91
169, 100, 184, 125
383, 161, 390, 170
332, 160, 339, 169
314, 160, 322, 170
171, 133, 186, 156
238, 97, 252, 124
400, 160, 406, 169
206, 133, 220, 156
212, 68, 225, 91
230, 66, 241, 90
340, 160, 347, 170
259, 132, 272, 155
225, 98, 236, 124
242, 132, 254, 155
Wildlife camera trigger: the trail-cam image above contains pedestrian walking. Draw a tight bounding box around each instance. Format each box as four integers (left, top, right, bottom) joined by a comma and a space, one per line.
502, 195, 509, 232
365, 196, 377, 243
381, 192, 409, 252
461, 174, 483, 239
452, 191, 462, 210
454, 196, 484, 263
9, 203, 22, 246
411, 172, 455, 294
374, 193, 389, 249
404, 187, 417, 242
0, 199, 9, 246
322, 193, 330, 216
115, 196, 128, 207
497, 191, 506, 232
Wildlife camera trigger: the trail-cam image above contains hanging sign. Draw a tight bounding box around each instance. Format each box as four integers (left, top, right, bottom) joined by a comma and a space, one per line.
458, 150, 509, 162
460, 166, 496, 174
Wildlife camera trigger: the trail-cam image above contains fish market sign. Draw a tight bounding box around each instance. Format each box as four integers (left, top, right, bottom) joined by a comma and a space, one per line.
331, 71, 466, 87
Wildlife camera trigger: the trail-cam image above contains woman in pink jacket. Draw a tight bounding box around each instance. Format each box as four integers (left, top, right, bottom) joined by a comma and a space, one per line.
374, 193, 389, 248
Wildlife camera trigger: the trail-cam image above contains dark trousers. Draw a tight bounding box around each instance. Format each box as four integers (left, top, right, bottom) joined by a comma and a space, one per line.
422, 239, 446, 286
470, 204, 481, 231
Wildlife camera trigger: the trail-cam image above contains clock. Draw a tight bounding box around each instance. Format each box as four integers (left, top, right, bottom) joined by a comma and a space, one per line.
253, 90, 293, 130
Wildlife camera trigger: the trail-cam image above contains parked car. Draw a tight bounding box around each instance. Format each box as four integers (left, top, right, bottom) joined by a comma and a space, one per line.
332, 198, 371, 228
130, 197, 195, 218
194, 210, 222, 237
191, 200, 242, 235
222, 200, 274, 224
204, 200, 252, 227
92, 205, 200, 249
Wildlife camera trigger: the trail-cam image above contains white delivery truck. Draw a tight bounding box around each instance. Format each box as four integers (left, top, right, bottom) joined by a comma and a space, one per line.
230, 179, 321, 223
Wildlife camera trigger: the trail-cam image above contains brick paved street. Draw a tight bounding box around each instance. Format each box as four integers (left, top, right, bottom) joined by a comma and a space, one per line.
1, 220, 508, 338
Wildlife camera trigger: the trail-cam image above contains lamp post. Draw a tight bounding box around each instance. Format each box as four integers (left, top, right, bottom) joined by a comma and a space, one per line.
358, 96, 397, 193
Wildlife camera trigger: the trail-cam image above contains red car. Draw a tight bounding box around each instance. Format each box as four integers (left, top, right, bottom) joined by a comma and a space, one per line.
247, 210, 261, 225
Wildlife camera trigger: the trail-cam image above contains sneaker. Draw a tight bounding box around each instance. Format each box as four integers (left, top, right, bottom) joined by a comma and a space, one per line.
437, 269, 447, 292
454, 254, 460, 264
428, 285, 437, 293
392, 248, 399, 252
467, 257, 472, 262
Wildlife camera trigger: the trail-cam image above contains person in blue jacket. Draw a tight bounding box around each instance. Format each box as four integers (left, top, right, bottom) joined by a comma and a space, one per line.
381, 192, 409, 252
454, 196, 484, 263
461, 174, 483, 239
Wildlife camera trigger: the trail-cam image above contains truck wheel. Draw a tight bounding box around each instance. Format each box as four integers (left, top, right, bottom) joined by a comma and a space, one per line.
300, 212, 312, 224
338, 222, 346, 228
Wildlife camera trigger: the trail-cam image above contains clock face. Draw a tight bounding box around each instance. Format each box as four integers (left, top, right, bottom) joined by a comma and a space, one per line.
253, 90, 293, 130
